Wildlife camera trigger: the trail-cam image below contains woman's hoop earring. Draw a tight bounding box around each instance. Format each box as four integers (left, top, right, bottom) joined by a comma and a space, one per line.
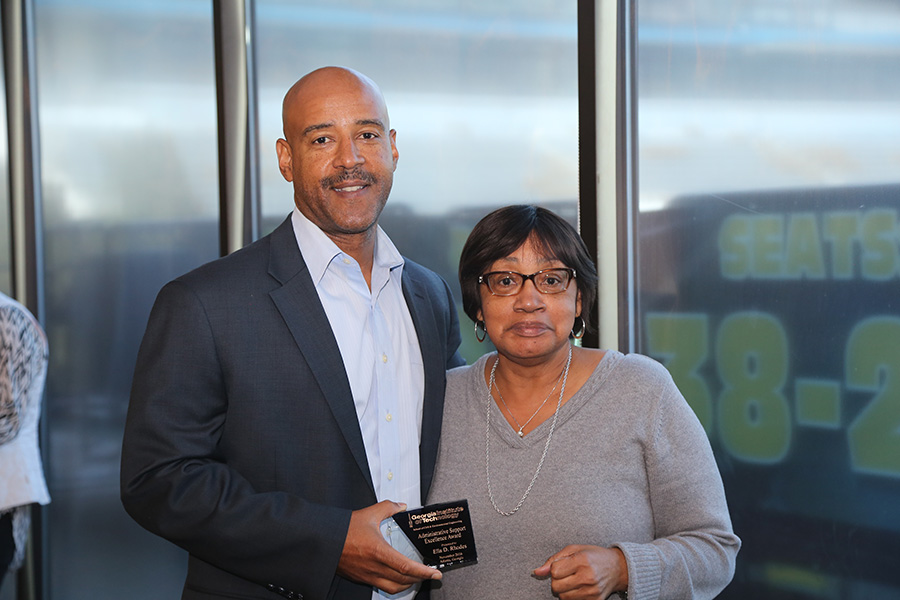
572, 316, 586, 340
475, 320, 487, 343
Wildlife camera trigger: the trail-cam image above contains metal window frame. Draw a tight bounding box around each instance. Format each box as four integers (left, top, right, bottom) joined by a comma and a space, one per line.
214, 0, 262, 255
578, 0, 637, 353
2, 0, 43, 319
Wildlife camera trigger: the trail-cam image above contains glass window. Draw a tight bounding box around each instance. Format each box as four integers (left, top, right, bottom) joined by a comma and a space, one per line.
34, 0, 218, 597
255, 0, 579, 362
635, 0, 900, 596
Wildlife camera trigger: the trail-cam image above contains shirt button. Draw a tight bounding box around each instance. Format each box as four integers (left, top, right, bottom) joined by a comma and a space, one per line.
385, 413, 393, 422
382, 353, 388, 363
342, 257, 351, 265
387, 471, 394, 481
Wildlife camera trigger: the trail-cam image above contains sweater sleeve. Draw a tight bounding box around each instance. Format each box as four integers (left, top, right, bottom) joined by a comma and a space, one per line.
613, 360, 741, 600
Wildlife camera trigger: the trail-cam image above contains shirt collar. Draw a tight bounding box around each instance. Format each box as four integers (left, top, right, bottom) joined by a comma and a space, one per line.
291, 207, 405, 286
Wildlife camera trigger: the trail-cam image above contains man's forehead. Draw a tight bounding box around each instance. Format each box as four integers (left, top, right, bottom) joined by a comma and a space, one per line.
288, 90, 389, 132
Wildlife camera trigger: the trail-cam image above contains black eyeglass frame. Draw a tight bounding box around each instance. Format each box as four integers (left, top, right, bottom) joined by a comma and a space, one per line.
478, 268, 577, 296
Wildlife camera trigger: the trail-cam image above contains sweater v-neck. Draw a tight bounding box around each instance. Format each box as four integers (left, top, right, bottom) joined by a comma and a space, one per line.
475, 349, 624, 448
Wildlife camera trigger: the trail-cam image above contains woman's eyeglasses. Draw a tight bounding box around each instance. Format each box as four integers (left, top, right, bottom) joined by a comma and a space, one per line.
478, 268, 576, 296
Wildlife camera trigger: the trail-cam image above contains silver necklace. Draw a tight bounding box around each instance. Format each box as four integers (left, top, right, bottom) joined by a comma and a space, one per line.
486, 344, 573, 517
493, 364, 563, 437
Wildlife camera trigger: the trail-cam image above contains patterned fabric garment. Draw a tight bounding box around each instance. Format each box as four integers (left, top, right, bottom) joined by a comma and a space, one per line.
0, 296, 50, 572
0, 306, 45, 444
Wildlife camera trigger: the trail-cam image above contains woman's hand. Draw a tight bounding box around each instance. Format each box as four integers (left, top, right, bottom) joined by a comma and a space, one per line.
533, 545, 628, 599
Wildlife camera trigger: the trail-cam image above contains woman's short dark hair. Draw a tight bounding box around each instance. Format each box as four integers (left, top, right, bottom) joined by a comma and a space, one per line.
458, 205, 598, 331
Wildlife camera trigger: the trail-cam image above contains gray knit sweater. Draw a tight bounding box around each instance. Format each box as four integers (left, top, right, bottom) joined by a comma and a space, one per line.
427, 350, 740, 600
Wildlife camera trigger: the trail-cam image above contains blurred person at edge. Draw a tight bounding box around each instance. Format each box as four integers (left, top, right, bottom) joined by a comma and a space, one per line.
121, 67, 464, 600
0, 292, 50, 588
428, 205, 740, 599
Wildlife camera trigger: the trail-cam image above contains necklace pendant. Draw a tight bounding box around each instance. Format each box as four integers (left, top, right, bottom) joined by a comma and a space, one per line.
517, 429, 524, 437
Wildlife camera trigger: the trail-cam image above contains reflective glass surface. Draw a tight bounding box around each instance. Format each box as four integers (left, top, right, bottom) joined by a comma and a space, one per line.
255, 0, 579, 362
35, 0, 217, 596
636, 1, 900, 597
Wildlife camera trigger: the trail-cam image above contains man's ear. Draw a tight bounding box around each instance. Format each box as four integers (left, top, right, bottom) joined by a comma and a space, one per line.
389, 129, 399, 171
276, 138, 293, 182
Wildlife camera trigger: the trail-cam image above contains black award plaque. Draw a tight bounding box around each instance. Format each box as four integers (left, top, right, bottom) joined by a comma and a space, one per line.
386, 500, 477, 570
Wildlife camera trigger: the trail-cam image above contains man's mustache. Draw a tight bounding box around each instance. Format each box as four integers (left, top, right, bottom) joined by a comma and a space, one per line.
321, 168, 377, 189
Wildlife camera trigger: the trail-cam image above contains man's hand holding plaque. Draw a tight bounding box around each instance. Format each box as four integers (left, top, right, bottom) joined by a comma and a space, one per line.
383, 500, 477, 570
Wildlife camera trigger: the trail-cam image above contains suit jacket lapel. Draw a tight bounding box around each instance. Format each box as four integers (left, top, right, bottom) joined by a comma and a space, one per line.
402, 272, 443, 498
266, 217, 375, 495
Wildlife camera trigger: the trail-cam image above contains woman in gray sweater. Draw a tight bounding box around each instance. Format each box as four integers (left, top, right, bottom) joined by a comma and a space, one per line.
427, 205, 739, 599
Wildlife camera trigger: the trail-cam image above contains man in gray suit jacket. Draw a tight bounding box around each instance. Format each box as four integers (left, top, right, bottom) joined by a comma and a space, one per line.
121, 67, 464, 600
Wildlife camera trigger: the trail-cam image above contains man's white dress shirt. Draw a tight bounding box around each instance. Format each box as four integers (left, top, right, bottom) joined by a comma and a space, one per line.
292, 209, 425, 600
